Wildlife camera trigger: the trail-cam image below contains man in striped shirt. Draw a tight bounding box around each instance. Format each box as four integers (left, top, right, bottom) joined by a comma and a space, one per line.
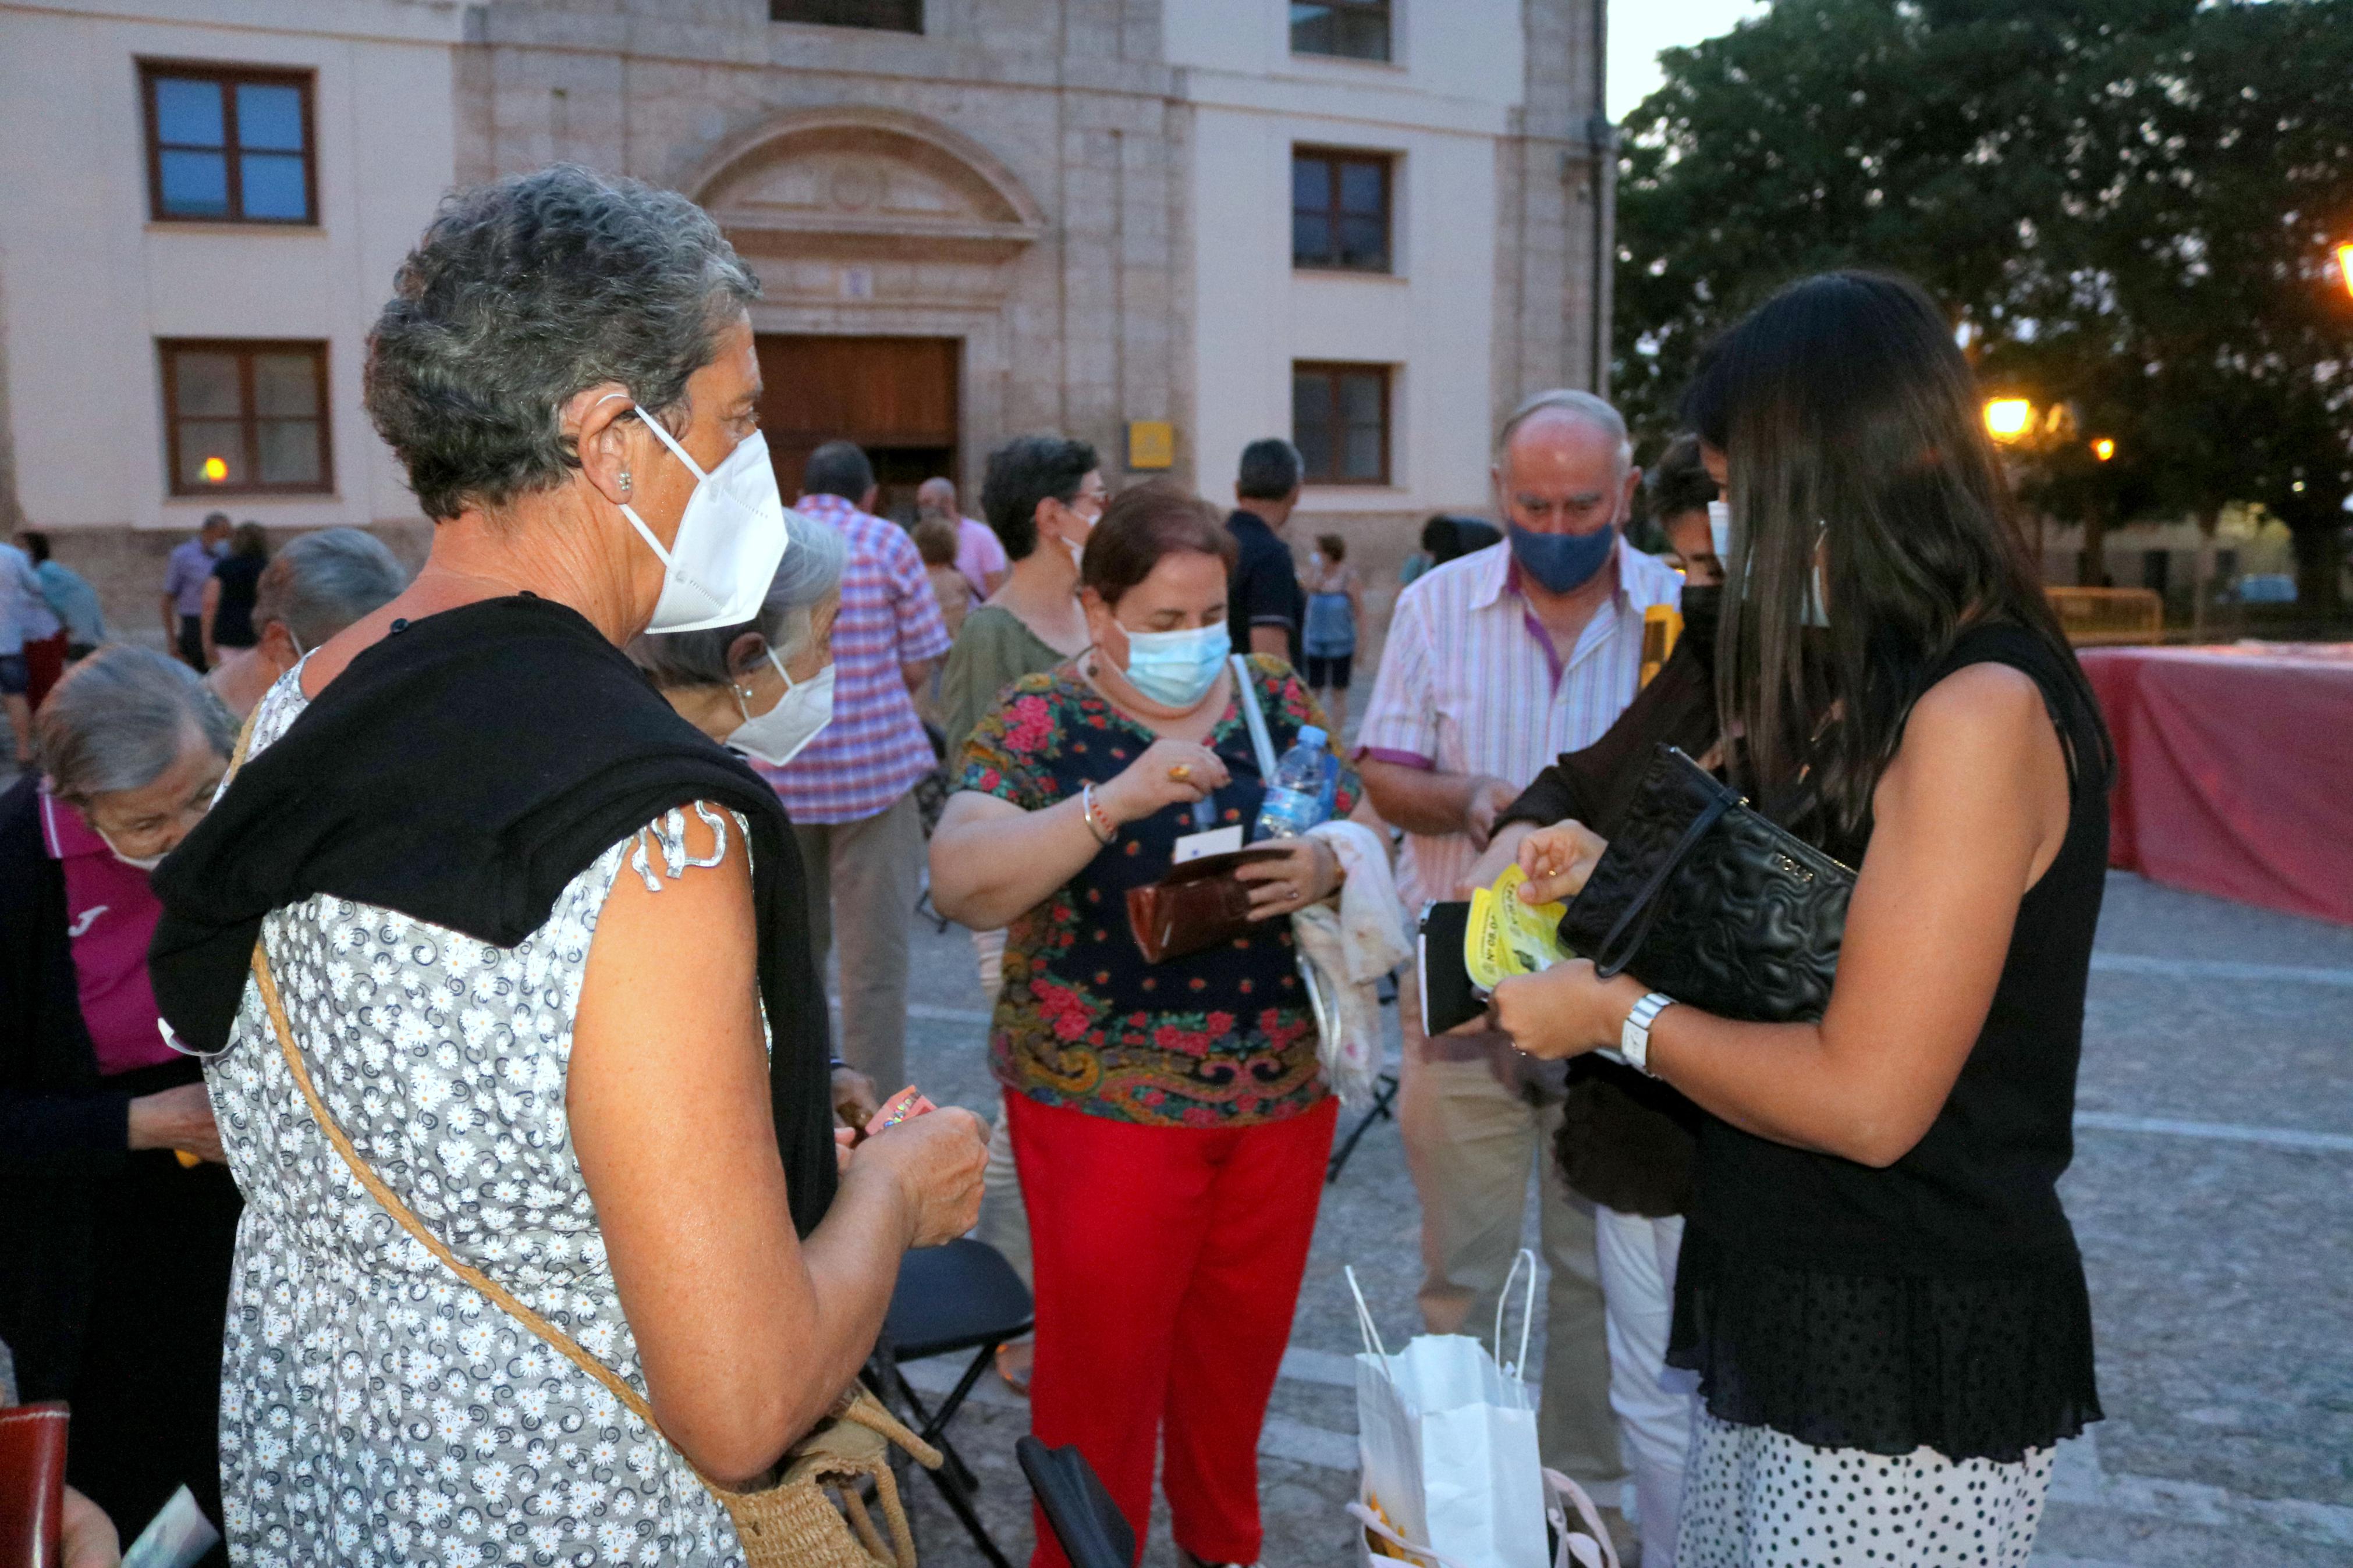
1355, 390, 1681, 1509
759, 440, 952, 1094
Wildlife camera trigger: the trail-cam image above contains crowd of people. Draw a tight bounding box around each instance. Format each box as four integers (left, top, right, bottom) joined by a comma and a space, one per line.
0, 163, 2111, 1568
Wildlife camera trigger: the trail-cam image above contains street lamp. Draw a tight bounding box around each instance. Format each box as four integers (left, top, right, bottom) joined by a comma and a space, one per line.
1984, 398, 2033, 443
2091, 437, 2116, 462
2338, 242, 2353, 300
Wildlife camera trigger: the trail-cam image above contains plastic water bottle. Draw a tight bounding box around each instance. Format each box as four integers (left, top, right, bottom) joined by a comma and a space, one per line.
1254, 727, 1330, 840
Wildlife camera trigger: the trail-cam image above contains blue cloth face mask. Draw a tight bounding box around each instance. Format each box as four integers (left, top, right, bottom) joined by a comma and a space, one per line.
1117, 621, 1230, 707
1507, 522, 1616, 595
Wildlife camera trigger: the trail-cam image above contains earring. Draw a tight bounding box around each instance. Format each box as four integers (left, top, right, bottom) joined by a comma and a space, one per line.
619, 471, 632, 491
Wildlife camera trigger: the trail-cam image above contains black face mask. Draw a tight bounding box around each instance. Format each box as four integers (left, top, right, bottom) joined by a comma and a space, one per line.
1679, 583, 1724, 673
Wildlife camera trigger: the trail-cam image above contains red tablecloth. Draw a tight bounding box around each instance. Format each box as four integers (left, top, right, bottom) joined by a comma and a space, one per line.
2079, 643, 2353, 926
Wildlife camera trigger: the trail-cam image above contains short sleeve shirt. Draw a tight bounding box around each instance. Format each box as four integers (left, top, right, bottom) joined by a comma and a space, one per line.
953, 515, 1009, 598
758, 495, 954, 823
957, 656, 1356, 1128
1226, 511, 1304, 667
1354, 539, 1683, 906
163, 538, 217, 616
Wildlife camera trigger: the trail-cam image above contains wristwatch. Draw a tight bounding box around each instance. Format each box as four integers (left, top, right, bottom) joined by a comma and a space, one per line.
1620, 991, 1676, 1076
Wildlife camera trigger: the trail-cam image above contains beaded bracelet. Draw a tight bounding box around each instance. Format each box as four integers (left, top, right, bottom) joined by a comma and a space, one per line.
1080, 782, 1116, 845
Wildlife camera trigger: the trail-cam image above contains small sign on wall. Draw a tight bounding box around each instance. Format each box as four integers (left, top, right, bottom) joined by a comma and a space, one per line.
1127, 419, 1175, 471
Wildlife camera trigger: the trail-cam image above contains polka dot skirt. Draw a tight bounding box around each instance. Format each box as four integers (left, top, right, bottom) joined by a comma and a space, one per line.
1678, 1410, 2056, 1567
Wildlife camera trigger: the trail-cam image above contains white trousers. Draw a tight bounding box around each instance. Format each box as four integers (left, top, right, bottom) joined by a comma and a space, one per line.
1596, 1207, 1692, 1567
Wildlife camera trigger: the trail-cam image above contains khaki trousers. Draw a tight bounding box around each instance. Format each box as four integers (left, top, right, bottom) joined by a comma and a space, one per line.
793, 791, 923, 1093
1399, 956, 1625, 1491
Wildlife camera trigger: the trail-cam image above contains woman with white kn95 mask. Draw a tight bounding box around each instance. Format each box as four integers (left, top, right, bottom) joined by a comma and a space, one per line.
145, 166, 985, 1566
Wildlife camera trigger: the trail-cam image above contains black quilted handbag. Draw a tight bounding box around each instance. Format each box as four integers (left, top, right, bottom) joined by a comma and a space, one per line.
1558, 746, 1855, 1023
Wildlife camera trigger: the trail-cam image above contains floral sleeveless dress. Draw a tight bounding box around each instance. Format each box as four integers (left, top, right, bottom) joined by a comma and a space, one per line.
204, 666, 744, 1567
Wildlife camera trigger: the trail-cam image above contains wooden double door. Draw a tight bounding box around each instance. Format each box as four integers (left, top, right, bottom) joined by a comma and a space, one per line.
757, 334, 960, 522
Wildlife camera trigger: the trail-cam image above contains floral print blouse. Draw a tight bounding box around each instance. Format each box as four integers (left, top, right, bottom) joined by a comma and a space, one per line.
956, 655, 1357, 1128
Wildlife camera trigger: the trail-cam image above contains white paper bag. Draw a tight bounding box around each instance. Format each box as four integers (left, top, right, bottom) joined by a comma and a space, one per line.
1348, 1252, 1550, 1568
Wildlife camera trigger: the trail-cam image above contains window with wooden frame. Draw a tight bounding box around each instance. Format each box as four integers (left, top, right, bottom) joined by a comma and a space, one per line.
141, 63, 317, 224
160, 341, 332, 496
1293, 362, 1391, 485
1293, 149, 1392, 272
1290, 0, 1392, 63
769, 0, 922, 31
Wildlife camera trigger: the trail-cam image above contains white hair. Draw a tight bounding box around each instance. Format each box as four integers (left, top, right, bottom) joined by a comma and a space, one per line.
1495, 389, 1634, 478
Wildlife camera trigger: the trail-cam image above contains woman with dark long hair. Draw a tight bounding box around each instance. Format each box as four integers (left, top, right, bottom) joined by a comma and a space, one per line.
1490, 271, 2111, 1566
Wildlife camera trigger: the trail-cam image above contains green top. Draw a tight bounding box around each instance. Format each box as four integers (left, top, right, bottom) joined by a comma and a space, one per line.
940, 602, 1071, 763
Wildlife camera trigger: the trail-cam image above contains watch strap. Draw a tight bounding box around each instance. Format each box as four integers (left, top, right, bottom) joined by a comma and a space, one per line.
1621, 991, 1675, 1075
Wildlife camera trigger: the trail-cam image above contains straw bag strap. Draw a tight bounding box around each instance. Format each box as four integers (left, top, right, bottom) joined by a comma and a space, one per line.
247, 943, 681, 1441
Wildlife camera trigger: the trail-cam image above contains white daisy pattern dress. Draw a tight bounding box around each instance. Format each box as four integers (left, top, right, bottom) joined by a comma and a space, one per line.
204, 667, 748, 1567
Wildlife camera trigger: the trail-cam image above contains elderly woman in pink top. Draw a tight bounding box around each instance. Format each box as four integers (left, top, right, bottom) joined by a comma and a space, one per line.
0, 644, 241, 1552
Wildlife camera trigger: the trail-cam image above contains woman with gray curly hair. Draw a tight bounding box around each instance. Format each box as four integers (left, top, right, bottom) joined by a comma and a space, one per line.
146, 165, 984, 1566
0, 645, 242, 1552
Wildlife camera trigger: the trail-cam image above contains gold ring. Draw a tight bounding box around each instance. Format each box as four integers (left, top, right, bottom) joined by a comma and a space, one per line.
1168, 764, 1192, 781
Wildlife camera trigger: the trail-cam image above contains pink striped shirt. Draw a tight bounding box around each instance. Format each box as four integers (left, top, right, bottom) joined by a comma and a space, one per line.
1354, 538, 1683, 907
758, 494, 953, 823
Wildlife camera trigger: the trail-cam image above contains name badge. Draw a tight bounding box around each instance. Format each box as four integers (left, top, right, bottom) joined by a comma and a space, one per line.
1172, 825, 1244, 863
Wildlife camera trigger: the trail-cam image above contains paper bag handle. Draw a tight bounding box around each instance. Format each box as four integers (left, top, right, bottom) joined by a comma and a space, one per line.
1495, 1246, 1538, 1390
1346, 1502, 1471, 1568
1344, 1264, 1391, 1368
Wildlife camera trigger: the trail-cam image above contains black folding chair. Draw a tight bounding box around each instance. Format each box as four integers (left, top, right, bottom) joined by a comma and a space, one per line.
1326, 1070, 1400, 1185
864, 1239, 1033, 1568
1016, 1436, 1135, 1568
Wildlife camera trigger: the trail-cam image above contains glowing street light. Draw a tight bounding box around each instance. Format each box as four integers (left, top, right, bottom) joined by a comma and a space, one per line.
2091, 438, 2116, 462
2338, 243, 2353, 300
201, 456, 229, 483
1983, 398, 2033, 443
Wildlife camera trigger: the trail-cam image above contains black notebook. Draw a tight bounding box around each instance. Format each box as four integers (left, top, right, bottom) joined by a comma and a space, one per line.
1415, 901, 1486, 1035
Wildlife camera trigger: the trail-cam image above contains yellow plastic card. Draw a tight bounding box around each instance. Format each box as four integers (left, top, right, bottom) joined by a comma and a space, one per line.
1463, 865, 1573, 991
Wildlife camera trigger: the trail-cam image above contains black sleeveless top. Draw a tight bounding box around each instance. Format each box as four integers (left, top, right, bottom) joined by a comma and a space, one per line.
1666, 623, 2108, 1463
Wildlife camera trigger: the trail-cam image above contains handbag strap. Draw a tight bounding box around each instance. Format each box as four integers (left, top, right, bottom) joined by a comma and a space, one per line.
1229, 654, 1279, 780
1588, 788, 1738, 979
248, 943, 681, 1439
245, 942, 938, 1492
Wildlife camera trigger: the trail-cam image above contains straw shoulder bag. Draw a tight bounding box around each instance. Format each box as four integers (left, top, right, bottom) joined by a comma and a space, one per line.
246, 938, 941, 1568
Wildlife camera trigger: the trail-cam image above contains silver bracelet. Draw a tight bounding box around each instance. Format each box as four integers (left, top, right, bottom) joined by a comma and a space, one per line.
1620, 991, 1676, 1076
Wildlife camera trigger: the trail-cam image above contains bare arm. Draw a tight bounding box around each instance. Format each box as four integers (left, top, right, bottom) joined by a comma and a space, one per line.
570, 807, 985, 1483
902, 657, 935, 696
200, 577, 221, 665
1357, 756, 1520, 849
1489, 664, 2070, 1168
160, 592, 178, 642
1249, 624, 1291, 660
927, 736, 1231, 930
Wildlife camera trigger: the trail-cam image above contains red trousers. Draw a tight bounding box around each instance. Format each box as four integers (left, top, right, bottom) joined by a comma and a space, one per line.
1007, 1093, 1337, 1568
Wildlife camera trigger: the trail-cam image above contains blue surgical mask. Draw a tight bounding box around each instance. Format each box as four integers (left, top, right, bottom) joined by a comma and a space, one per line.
1118, 621, 1230, 707
1507, 522, 1615, 595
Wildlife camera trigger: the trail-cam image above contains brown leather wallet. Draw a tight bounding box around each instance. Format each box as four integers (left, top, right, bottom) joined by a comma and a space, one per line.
1124, 845, 1291, 963
0, 1403, 68, 1568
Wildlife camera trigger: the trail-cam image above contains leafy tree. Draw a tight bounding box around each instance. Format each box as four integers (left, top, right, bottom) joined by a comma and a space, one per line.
1614, 0, 2353, 610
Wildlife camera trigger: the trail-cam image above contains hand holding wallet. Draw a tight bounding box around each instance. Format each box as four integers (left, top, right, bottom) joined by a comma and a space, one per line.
1124, 845, 1293, 963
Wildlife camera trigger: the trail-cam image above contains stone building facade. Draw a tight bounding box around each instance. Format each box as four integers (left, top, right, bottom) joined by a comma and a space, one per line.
0, 0, 1612, 646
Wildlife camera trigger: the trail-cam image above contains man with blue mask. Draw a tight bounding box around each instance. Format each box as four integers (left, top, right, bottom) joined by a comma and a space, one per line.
1354, 389, 1683, 1538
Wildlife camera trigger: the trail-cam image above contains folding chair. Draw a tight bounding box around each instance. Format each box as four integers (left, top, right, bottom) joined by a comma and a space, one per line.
1016, 1436, 1135, 1568
865, 1239, 1033, 1568
1325, 1070, 1400, 1184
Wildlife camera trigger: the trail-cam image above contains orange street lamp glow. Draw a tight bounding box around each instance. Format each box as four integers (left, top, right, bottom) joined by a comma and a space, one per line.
2092, 438, 2116, 462
1984, 398, 2033, 442
201, 456, 229, 483
2339, 243, 2353, 299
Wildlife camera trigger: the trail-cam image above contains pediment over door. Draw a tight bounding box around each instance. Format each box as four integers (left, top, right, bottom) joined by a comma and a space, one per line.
686, 107, 1048, 264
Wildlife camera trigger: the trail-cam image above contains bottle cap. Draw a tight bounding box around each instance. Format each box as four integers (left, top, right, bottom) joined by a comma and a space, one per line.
1298, 726, 1327, 748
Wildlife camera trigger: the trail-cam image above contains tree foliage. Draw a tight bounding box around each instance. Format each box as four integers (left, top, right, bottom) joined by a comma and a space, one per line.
1613, 0, 2353, 606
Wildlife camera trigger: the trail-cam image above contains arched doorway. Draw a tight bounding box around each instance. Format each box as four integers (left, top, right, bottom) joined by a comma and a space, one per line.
684, 106, 1046, 516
